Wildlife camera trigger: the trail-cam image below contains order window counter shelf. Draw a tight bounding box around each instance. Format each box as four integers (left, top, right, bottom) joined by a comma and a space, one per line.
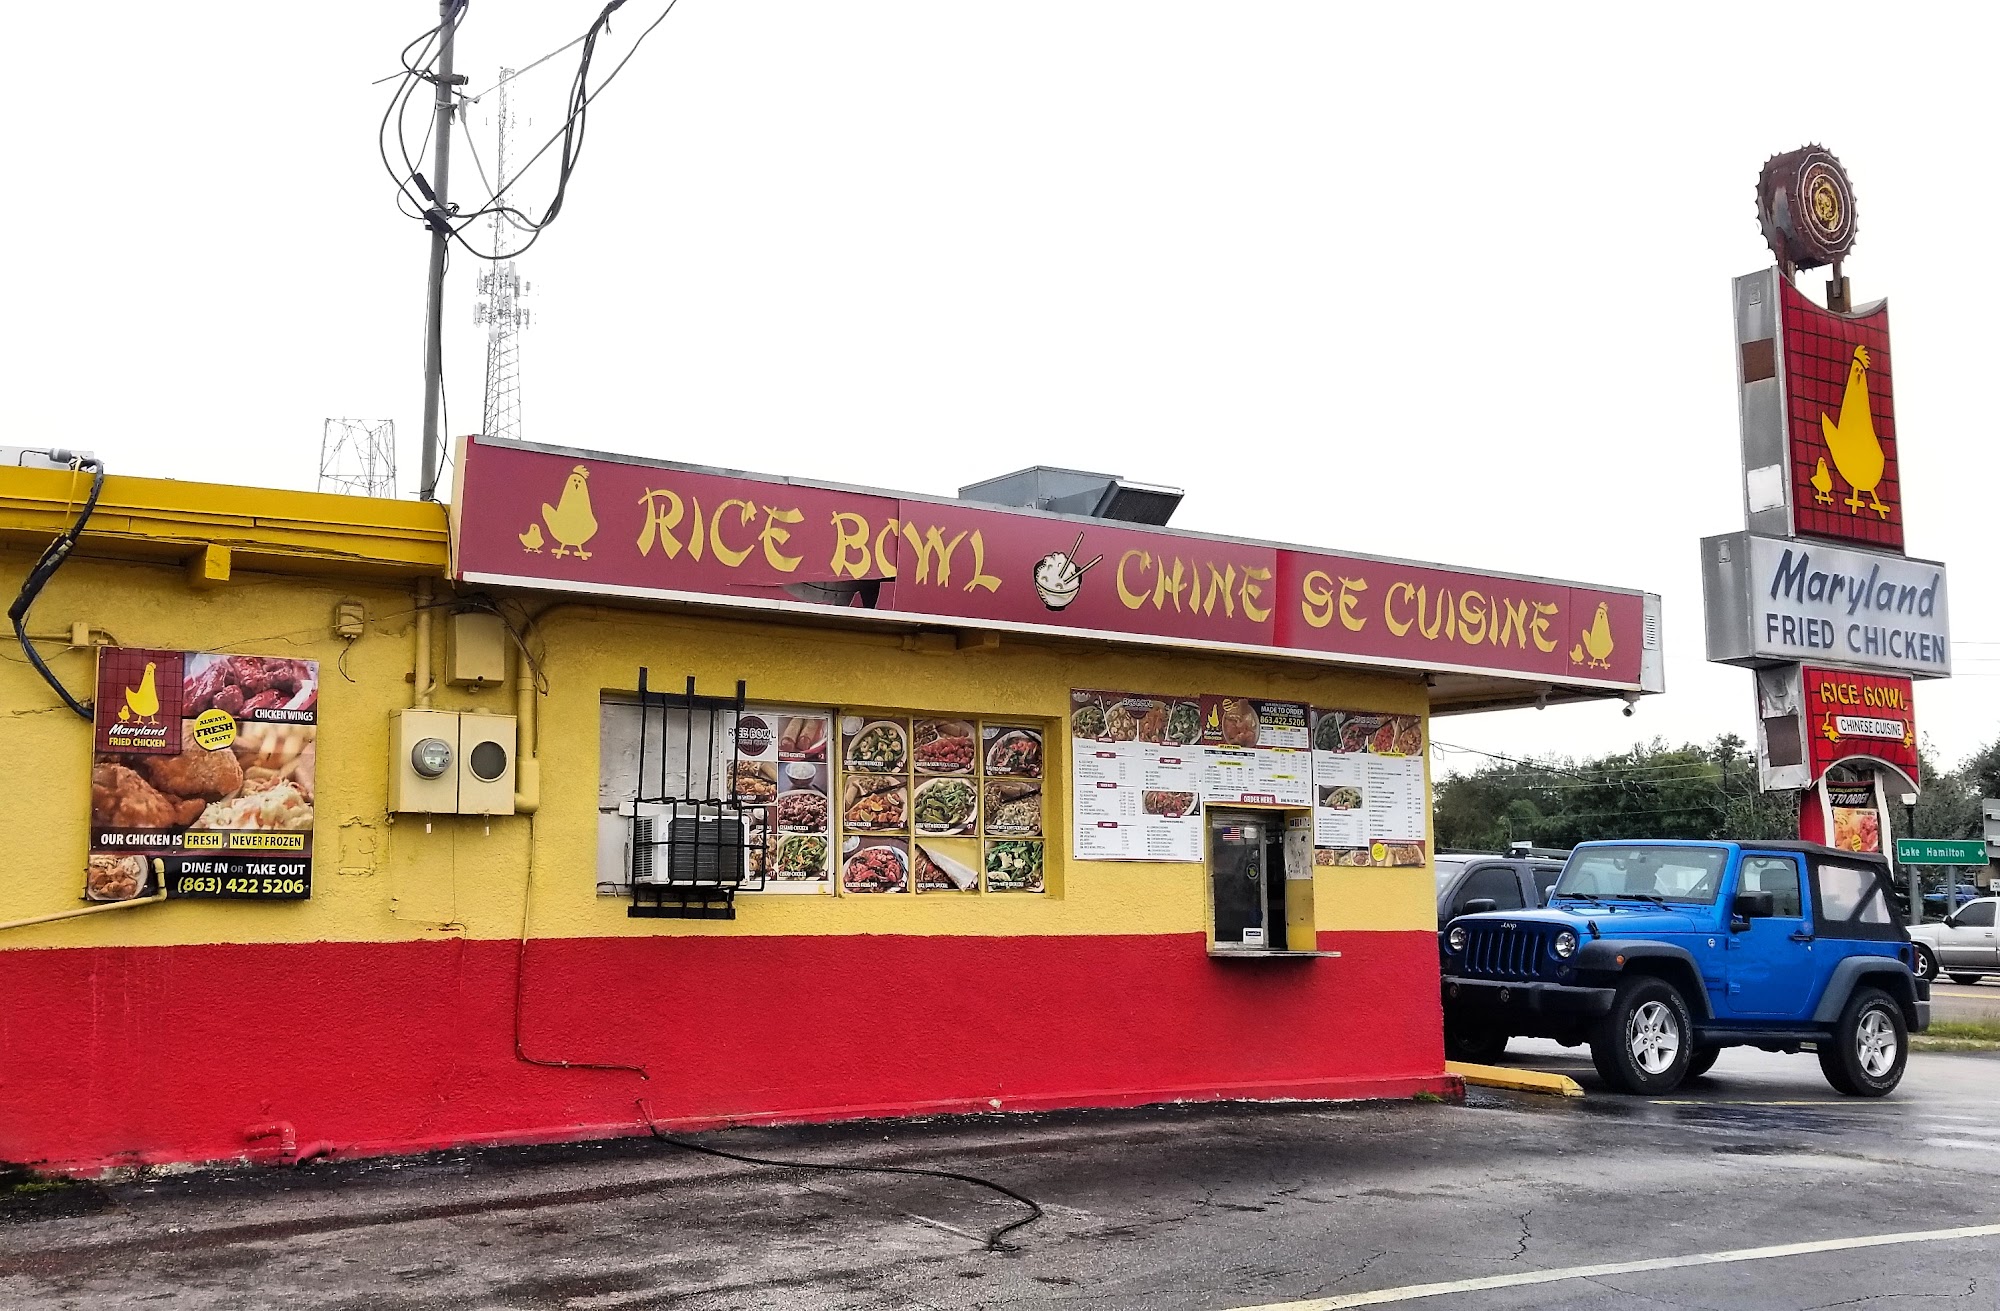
1206, 946, 1342, 961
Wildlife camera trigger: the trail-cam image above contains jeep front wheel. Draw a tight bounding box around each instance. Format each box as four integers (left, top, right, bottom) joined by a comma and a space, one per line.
1819, 986, 1907, 1097
1590, 977, 1693, 1094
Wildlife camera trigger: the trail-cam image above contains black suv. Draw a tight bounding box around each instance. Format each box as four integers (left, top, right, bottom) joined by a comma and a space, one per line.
1435, 852, 1567, 927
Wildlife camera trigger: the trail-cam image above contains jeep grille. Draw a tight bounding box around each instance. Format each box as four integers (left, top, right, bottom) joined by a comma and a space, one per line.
1458, 923, 1555, 981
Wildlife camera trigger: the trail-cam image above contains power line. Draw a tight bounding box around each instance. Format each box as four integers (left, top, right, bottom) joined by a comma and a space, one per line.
443, 0, 682, 261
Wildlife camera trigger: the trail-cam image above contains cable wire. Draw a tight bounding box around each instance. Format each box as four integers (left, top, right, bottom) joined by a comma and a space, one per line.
7, 456, 106, 721
636, 1100, 1044, 1252
444, 0, 681, 261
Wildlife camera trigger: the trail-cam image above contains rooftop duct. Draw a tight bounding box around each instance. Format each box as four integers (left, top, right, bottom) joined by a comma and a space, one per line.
956, 466, 1183, 526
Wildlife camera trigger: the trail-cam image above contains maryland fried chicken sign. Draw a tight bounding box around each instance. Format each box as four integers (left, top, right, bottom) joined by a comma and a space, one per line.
86, 648, 318, 902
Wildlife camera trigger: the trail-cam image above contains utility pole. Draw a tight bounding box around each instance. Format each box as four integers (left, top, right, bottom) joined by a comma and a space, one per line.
419, 0, 465, 502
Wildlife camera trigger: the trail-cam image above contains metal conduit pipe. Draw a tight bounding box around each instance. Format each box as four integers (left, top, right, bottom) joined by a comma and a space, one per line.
414, 577, 434, 708
0, 891, 167, 934
514, 651, 540, 815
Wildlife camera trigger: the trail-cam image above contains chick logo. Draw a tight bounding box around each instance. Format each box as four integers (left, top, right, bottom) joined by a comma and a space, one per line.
117, 661, 161, 726
1567, 602, 1615, 670
1819, 344, 1893, 519
526, 465, 598, 560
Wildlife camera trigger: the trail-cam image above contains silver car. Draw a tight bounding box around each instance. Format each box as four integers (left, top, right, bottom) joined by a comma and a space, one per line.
1907, 897, 1998, 984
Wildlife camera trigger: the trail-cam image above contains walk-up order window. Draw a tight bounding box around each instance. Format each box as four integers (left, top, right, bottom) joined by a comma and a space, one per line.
1206, 809, 1336, 958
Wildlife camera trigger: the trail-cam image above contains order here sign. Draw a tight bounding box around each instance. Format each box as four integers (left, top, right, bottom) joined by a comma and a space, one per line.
1701, 530, 1950, 679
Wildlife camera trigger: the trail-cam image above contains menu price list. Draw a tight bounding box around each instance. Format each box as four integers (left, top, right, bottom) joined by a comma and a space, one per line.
1068, 693, 1204, 862
1309, 710, 1425, 864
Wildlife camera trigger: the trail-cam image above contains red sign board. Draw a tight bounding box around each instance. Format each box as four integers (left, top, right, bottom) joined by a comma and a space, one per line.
452, 437, 1650, 687
1779, 279, 1903, 552
1802, 665, 1917, 786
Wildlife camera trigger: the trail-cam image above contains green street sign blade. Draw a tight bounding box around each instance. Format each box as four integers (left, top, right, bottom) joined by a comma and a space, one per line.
1893, 838, 1989, 865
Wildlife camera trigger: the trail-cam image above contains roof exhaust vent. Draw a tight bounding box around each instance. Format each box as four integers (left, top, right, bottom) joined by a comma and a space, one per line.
956, 466, 1183, 526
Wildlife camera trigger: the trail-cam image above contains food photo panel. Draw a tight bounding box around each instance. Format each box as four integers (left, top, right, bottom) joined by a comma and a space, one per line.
842, 835, 910, 894
913, 838, 981, 892
983, 725, 1044, 779
841, 716, 909, 774
984, 839, 1045, 893
913, 719, 977, 775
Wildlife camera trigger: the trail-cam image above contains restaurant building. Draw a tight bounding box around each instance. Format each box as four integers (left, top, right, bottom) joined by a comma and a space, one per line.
0, 440, 1660, 1175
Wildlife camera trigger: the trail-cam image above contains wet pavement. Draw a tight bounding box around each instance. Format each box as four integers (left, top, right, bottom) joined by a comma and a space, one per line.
3, 1045, 1999, 1309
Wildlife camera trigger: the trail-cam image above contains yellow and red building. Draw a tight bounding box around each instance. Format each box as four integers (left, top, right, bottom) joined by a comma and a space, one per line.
0, 441, 1659, 1175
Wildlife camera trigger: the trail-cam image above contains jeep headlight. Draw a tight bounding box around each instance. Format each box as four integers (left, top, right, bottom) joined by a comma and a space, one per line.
1447, 925, 1467, 952
1553, 930, 1578, 959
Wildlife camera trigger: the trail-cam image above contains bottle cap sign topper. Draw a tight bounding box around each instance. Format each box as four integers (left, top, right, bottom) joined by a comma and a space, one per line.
1758, 145, 1858, 276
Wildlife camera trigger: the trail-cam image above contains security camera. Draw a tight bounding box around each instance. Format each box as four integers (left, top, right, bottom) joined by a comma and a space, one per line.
1620, 692, 1641, 719
1623, 703, 1635, 718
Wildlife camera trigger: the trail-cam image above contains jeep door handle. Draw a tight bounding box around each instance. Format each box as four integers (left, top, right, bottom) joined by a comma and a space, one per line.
1789, 932, 1815, 943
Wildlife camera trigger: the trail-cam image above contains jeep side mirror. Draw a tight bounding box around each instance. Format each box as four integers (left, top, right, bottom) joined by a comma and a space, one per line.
1463, 898, 1499, 915
1731, 890, 1775, 926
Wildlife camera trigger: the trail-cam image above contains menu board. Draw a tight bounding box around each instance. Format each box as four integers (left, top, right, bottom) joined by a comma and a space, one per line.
86, 648, 318, 901
1310, 709, 1426, 868
1068, 689, 1205, 862
733, 707, 833, 892
1199, 697, 1311, 807
1065, 687, 1428, 869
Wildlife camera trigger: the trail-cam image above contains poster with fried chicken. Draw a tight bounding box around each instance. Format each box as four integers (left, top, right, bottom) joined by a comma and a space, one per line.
86, 648, 317, 901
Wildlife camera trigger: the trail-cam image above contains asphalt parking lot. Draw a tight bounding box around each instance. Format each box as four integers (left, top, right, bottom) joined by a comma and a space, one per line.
4, 1045, 1998, 1310
1930, 977, 2000, 1022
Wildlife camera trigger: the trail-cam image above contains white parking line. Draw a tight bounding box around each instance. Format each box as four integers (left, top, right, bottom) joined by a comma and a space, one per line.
1220, 1222, 2000, 1310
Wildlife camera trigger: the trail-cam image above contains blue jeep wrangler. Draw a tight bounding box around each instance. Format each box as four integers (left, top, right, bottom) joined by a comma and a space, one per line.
1439, 839, 1929, 1096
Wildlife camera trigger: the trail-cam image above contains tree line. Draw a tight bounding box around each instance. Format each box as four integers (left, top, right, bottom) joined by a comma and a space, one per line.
1433, 733, 2000, 890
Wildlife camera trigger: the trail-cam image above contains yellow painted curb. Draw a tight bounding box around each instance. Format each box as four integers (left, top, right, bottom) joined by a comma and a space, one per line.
1446, 1061, 1585, 1097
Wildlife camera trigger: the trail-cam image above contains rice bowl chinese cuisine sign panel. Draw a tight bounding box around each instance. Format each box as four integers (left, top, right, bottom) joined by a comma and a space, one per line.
86, 648, 317, 902
1803, 666, 1917, 785
452, 437, 1657, 691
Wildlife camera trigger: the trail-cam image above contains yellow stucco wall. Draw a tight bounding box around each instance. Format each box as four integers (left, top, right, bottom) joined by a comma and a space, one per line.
2, 545, 1434, 951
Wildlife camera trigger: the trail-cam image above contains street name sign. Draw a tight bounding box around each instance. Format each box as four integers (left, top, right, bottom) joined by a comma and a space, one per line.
1894, 839, 1987, 865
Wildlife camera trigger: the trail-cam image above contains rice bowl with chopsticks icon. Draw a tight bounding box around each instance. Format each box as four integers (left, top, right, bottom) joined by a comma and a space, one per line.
1033, 533, 1103, 611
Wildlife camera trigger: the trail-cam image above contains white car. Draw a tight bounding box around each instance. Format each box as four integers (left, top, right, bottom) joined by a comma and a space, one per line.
1908, 897, 1999, 985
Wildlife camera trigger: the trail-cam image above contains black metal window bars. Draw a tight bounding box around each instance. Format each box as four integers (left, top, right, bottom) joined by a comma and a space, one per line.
625, 670, 759, 919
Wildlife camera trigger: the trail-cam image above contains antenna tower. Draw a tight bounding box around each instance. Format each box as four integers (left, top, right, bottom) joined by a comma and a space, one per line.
318, 419, 398, 498
474, 66, 531, 444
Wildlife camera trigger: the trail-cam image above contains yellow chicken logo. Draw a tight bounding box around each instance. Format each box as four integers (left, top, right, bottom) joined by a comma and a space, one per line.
1568, 602, 1615, 670
1819, 344, 1893, 519
117, 661, 160, 726
531, 465, 598, 560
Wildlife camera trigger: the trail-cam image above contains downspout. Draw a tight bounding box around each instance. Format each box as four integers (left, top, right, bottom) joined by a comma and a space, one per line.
414, 577, 434, 708
514, 646, 540, 814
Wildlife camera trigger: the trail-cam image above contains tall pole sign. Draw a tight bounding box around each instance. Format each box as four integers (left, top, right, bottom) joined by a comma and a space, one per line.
1700, 147, 1954, 917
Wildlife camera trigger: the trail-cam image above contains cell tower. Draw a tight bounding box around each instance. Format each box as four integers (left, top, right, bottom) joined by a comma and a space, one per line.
474, 66, 531, 444
317, 419, 398, 498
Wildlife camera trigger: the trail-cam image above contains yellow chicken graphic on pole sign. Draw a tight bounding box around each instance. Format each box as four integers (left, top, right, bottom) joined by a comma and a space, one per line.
1568, 603, 1615, 670
1819, 344, 1892, 519
532, 465, 598, 560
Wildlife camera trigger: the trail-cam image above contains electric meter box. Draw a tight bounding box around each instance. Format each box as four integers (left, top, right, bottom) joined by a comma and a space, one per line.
457, 713, 517, 815
390, 708, 462, 814
446, 610, 509, 687
388, 708, 517, 815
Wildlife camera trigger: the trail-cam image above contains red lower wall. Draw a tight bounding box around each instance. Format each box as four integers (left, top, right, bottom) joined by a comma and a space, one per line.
0, 930, 1447, 1175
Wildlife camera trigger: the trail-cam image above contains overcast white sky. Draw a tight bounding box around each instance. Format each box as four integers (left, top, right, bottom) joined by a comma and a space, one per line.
5, 3, 1995, 775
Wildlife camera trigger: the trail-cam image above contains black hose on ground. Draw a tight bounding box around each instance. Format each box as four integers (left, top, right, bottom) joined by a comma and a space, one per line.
637, 1099, 1044, 1252
7, 454, 106, 722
